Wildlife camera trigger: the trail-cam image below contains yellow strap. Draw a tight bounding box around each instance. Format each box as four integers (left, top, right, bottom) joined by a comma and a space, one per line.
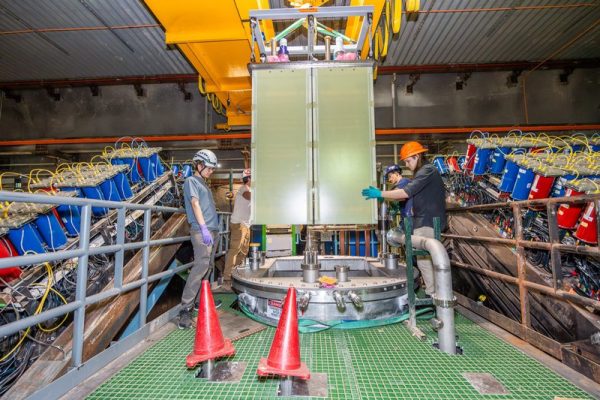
406, 0, 420, 13
392, 0, 402, 34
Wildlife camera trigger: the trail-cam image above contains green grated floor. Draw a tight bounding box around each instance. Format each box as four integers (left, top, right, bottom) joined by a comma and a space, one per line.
88, 295, 592, 400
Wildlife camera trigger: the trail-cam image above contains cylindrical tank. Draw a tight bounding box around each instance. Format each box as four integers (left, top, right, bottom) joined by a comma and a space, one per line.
464, 144, 476, 172
574, 202, 597, 244
7, 222, 46, 255
0, 236, 21, 281
528, 173, 555, 200
489, 147, 510, 174
34, 212, 68, 250
472, 148, 492, 175
511, 167, 535, 200
556, 188, 585, 229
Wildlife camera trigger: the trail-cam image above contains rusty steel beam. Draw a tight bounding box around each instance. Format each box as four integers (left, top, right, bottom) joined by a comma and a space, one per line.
7, 213, 188, 400
451, 261, 600, 311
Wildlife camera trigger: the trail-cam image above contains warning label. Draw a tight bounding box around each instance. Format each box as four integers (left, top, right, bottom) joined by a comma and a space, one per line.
266, 299, 283, 319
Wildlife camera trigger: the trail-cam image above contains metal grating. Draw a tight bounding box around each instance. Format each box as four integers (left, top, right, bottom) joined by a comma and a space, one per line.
87, 294, 593, 400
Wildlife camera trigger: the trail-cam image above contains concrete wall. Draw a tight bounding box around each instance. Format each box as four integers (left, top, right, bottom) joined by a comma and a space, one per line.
0, 83, 224, 139
374, 68, 600, 128
1, 69, 598, 141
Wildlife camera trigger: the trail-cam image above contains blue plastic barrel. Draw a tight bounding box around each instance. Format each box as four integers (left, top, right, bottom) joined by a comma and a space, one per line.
433, 156, 449, 175
511, 167, 535, 200
56, 188, 82, 236
8, 222, 46, 255
138, 156, 157, 182
182, 164, 193, 178
172, 165, 180, 176
114, 172, 133, 200
100, 177, 121, 201
34, 212, 68, 250
150, 153, 165, 176
472, 148, 492, 175
489, 147, 510, 174
550, 174, 576, 197
114, 157, 142, 183
81, 186, 109, 216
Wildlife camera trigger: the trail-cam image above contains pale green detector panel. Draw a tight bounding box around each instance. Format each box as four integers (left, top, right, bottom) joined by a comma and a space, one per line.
313, 67, 377, 224
251, 68, 312, 224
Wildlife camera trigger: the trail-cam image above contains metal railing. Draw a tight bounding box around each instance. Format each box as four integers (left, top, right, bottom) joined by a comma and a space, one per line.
444, 193, 600, 328
0, 190, 225, 370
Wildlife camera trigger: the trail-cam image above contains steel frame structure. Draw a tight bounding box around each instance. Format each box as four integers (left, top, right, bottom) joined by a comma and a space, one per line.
444, 193, 600, 382
0, 190, 228, 398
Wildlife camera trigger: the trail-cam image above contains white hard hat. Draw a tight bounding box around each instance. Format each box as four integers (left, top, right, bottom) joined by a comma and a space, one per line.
193, 149, 218, 168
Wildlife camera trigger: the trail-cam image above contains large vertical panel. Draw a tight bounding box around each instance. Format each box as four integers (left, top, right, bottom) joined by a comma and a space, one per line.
251, 68, 312, 224
313, 66, 377, 224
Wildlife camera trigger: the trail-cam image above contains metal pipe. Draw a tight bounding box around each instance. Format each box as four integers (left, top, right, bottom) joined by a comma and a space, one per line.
387, 228, 456, 354
347, 291, 363, 309
72, 204, 92, 368
298, 291, 311, 311
442, 233, 599, 257
451, 261, 600, 311
324, 36, 331, 60
391, 73, 397, 128
418, 4, 596, 14
332, 291, 346, 312
0, 24, 160, 36
2, 124, 600, 148
335, 265, 349, 282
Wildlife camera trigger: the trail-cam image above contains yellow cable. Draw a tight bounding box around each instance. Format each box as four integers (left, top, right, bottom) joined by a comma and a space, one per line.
392, 0, 402, 34
0, 262, 54, 362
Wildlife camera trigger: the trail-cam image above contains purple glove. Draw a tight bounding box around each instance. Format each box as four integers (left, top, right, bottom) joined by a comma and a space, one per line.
199, 224, 213, 246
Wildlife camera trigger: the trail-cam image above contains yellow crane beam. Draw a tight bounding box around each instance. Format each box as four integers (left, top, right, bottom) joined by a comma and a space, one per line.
144, 1, 384, 128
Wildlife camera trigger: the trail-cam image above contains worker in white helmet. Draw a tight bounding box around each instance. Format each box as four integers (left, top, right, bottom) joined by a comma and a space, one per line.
178, 149, 220, 329
223, 169, 252, 289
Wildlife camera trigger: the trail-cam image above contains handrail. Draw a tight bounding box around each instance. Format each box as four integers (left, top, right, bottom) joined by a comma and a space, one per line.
444, 192, 600, 330
0, 190, 227, 371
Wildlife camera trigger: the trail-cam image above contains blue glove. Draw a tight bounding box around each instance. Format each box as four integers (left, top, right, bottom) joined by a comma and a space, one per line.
361, 186, 382, 200
199, 224, 213, 246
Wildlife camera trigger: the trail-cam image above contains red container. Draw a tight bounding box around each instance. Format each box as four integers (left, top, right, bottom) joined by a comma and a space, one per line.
0, 236, 22, 282
528, 174, 555, 200
465, 144, 476, 172
574, 202, 598, 244
556, 188, 585, 229
447, 156, 460, 173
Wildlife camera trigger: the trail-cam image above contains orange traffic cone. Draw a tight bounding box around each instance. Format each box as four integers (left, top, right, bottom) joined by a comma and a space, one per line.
186, 280, 235, 368
257, 287, 310, 379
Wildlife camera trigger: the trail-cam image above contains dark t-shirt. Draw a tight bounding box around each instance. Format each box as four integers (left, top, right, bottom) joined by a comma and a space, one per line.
403, 163, 447, 230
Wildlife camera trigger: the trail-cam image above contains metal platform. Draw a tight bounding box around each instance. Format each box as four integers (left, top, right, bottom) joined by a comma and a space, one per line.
232, 255, 410, 325
87, 295, 595, 400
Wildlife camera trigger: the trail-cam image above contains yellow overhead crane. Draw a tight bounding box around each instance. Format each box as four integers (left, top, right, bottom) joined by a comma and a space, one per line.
144, 0, 387, 129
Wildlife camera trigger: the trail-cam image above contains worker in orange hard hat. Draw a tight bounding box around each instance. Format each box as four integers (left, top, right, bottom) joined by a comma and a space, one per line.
362, 141, 446, 296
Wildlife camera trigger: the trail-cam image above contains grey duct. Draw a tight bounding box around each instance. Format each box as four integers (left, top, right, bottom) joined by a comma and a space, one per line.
386, 227, 457, 355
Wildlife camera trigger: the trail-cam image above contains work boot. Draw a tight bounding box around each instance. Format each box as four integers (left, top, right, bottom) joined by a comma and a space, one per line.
178, 307, 193, 330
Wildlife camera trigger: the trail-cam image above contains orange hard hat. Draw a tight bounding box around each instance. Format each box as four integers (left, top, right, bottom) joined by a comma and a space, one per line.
400, 141, 428, 161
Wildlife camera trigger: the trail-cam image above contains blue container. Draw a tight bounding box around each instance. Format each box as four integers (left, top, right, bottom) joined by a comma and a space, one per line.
457, 156, 466, 170
34, 212, 68, 250
150, 153, 165, 176
81, 186, 109, 217
138, 156, 157, 182
182, 164, 193, 178
433, 156, 449, 175
100, 177, 121, 202
591, 144, 600, 152
172, 165, 180, 176
489, 147, 510, 174
56, 191, 81, 237
550, 174, 576, 198
7, 222, 46, 255
114, 172, 133, 200
473, 148, 492, 175
511, 167, 535, 200
114, 157, 142, 183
